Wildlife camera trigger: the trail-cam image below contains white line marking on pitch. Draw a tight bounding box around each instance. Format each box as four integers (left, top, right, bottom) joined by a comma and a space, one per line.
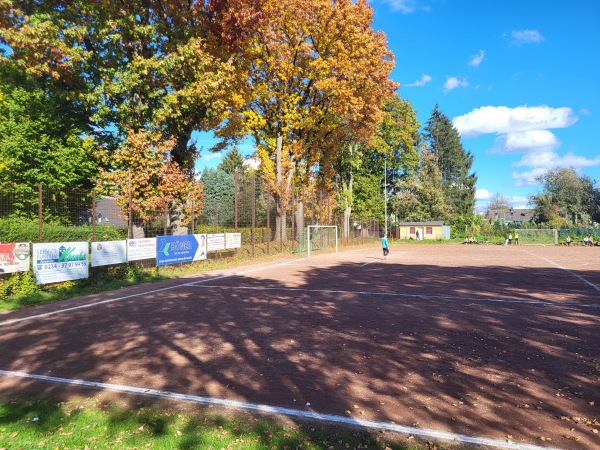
0, 249, 366, 328
0, 370, 558, 450
522, 250, 600, 293
186, 284, 600, 309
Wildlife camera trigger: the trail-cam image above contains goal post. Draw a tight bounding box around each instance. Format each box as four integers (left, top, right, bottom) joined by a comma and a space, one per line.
307, 225, 338, 257
515, 229, 558, 246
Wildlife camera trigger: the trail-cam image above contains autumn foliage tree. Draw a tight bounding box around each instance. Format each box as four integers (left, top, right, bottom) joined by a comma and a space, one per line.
98, 130, 202, 237
0, 0, 263, 173
221, 0, 397, 240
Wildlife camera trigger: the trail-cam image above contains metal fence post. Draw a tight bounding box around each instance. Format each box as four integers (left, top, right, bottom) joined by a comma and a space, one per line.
92, 188, 97, 242
266, 199, 270, 254
252, 174, 256, 258
128, 168, 133, 239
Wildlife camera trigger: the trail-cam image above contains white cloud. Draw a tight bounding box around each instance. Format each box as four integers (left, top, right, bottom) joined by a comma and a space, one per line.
511, 150, 600, 186
468, 50, 485, 67
579, 108, 591, 116
405, 74, 432, 87
508, 196, 530, 209
453, 105, 600, 188
380, 0, 416, 13
201, 151, 222, 162
243, 155, 260, 169
453, 105, 578, 138
512, 168, 548, 187
443, 76, 468, 92
510, 30, 546, 45
510, 29, 545, 45
491, 130, 559, 154
514, 150, 600, 169
475, 189, 491, 200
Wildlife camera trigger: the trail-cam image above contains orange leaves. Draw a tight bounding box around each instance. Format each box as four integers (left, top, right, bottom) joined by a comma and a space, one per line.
97, 129, 198, 224
239, 0, 397, 210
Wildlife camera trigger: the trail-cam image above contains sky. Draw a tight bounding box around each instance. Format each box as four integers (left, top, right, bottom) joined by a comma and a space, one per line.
195, 0, 600, 213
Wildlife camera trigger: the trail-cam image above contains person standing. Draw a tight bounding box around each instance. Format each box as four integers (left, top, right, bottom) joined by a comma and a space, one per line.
508, 232, 513, 245
504, 233, 509, 246
382, 235, 389, 259
514, 231, 519, 245
566, 235, 571, 246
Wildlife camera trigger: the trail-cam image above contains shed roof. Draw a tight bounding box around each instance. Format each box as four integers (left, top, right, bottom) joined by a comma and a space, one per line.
398, 221, 445, 226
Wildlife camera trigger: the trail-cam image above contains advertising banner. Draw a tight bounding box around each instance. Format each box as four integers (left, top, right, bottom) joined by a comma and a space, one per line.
225, 233, 242, 249
0, 242, 30, 274
33, 242, 89, 284
127, 238, 157, 262
91, 240, 127, 267
207, 233, 226, 252
156, 234, 207, 267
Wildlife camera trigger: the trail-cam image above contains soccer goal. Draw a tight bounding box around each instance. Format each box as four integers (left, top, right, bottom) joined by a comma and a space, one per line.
515, 229, 558, 246
307, 225, 338, 257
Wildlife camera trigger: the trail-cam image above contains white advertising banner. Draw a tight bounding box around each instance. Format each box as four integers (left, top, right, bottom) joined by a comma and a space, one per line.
195, 234, 208, 261
91, 240, 127, 267
225, 233, 242, 249
127, 238, 157, 262
33, 242, 89, 284
207, 233, 226, 252
0, 242, 31, 274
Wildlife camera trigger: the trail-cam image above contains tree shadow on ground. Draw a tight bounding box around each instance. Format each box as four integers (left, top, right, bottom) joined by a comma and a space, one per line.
0, 254, 599, 449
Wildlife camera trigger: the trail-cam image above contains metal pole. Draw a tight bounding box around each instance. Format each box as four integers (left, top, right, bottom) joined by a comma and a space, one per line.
38, 184, 43, 242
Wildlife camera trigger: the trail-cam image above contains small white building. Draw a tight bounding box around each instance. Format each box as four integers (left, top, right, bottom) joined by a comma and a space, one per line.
395, 221, 450, 240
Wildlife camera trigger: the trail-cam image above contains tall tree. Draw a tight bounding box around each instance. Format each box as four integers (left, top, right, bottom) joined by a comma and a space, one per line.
487, 193, 511, 211
391, 144, 449, 222
218, 146, 247, 175
200, 168, 235, 228
0, 60, 97, 190
335, 94, 420, 237
0, 0, 263, 173
423, 105, 477, 218
0, 59, 99, 223
222, 0, 397, 240
530, 166, 598, 227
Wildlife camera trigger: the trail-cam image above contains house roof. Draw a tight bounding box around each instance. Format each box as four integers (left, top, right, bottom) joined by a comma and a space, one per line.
486, 208, 534, 222
398, 221, 445, 226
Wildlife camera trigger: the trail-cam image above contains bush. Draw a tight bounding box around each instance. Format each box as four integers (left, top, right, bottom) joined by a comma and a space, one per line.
0, 218, 127, 243
0, 271, 40, 300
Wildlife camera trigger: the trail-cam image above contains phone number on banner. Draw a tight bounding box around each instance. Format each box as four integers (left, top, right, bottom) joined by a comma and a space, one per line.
38, 261, 88, 270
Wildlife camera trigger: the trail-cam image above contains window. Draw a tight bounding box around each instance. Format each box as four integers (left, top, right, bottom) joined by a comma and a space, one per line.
409, 227, 415, 234
426, 227, 433, 235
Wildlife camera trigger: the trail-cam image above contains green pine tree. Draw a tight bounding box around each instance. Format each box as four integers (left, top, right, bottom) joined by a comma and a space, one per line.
423, 105, 477, 218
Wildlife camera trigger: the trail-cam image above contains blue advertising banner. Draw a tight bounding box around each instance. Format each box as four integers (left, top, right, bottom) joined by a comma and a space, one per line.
156, 234, 207, 267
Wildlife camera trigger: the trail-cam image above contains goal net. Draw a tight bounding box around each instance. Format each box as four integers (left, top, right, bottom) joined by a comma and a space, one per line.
307, 225, 338, 257
515, 229, 558, 246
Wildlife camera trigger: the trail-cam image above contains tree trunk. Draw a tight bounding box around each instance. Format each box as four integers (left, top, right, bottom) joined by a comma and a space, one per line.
295, 200, 304, 240
343, 205, 351, 239
132, 224, 145, 239
275, 134, 287, 242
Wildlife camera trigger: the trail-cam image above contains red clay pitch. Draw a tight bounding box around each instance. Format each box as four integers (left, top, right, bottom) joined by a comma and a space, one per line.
0, 243, 598, 449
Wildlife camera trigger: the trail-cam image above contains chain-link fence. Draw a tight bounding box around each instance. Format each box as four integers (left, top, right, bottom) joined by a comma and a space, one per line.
0, 177, 381, 257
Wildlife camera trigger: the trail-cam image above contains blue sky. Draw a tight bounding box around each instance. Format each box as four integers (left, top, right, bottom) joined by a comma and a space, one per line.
196, 0, 600, 212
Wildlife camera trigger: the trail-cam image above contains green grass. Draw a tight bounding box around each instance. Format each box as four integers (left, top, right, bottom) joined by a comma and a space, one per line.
0, 396, 432, 450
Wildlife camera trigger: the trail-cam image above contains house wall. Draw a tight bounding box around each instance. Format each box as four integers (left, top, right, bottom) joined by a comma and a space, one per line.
397, 225, 444, 240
